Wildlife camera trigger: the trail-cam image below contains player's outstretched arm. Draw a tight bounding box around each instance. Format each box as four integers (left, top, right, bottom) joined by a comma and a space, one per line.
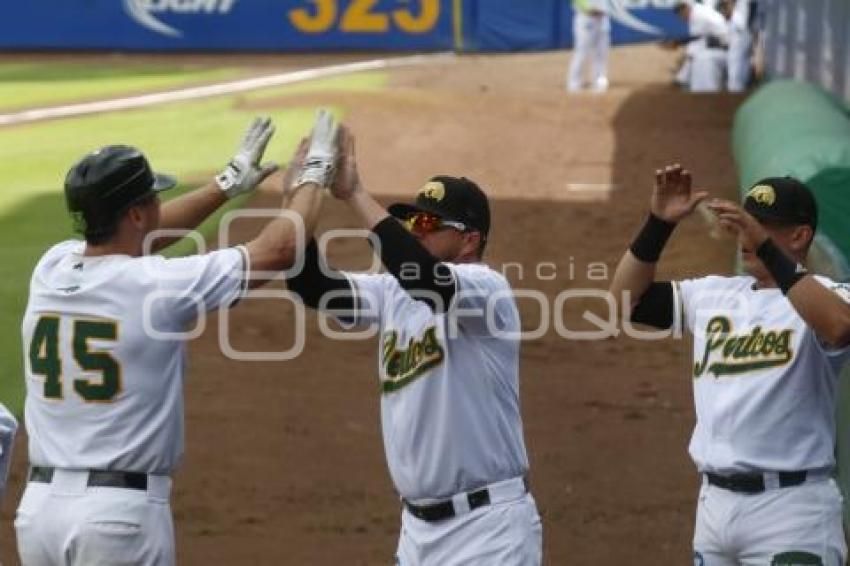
609, 164, 708, 323
243, 110, 337, 290
788, 279, 850, 348
708, 199, 850, 348
152, 117, 279, 252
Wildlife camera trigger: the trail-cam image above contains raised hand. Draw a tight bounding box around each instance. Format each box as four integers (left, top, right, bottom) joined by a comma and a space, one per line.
280, 138, 309, 203
650, 164, 709, 223
292, 108, 339, 190
706, 199, 770, 251
329, 125, 363, 201
216, 116, 278, 199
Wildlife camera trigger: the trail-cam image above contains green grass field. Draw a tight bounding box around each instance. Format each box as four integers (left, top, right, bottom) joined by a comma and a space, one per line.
0, 64, 387, 414
0, 63, 246, 112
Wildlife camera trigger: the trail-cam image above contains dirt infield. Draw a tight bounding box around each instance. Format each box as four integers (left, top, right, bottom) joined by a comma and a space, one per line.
0, 45, 745, 564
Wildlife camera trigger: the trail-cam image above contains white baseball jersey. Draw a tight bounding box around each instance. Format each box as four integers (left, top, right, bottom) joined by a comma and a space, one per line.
674, 275, 850, 474
688, 3, 730, 48
22, 239, 247, 475
342, 263, 529, 502
730, 0, 752, 30
0, 402, 17, 501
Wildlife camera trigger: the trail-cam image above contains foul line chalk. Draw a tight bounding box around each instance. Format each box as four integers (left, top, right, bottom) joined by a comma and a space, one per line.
565, 183, 620, 192
0, 52, 456, 127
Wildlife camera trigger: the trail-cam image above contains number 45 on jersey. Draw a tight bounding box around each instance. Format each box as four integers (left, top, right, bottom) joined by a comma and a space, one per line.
29, 315, 121, 403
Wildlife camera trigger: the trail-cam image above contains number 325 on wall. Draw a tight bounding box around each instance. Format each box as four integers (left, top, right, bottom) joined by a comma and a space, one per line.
289, 0, 440, 34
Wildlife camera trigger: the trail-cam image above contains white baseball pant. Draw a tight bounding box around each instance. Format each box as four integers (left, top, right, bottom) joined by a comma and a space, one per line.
15, 469, 174, 566
568, 11, 610, 92
689, 45, 727, 92
395, 479, 542, 565
693, 477, 846, 565
727, 26, 753, 92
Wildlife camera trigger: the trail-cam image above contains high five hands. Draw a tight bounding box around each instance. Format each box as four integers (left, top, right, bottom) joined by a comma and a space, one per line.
279, 110, 361, 202
329, 125, 362, 201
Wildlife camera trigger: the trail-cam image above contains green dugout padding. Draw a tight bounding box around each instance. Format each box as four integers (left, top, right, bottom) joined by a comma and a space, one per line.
733, 80, 850, 269
733, 79, 850, 523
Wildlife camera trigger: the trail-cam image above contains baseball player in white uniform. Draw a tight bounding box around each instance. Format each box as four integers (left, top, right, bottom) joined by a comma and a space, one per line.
0, 402, 17, 501
671, 1, 730, 92
15, 111, 338, 565
727, 0, 755, 92
286, 129, 542, 565
0, 402, 17, 556
610, 165, 850, 565
568, 0, 611, 92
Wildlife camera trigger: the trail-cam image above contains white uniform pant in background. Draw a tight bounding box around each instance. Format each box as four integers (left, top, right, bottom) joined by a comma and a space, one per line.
395, 491, 542, 565
568, 11, 610, 92
694, 478, 846, 565
15, 470, 174, 566
676, 55, 693, 88
689, 46, 727, 92
727, 26, 753, 92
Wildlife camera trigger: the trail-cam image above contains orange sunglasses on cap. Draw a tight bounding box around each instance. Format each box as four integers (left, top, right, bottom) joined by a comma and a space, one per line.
403, 211, 468, 234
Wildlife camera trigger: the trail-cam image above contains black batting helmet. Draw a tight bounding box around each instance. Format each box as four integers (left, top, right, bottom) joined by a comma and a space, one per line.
64, 145, 177, 238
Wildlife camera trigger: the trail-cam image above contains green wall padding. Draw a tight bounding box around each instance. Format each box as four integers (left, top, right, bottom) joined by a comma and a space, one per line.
734, 80, 850, 184
807, 168, 850, 260
733, 80, 850, 262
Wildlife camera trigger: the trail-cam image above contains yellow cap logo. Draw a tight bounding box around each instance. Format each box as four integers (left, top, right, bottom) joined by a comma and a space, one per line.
419, 181, 445, 202
746, 184, 776, 206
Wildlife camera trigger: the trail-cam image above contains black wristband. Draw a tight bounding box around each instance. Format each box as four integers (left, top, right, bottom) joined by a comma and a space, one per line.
755, 239, 808, 294
629, 213, 676, 263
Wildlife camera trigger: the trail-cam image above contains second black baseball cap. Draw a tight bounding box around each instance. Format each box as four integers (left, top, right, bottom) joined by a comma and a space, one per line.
743, 176, 818, 231
65, 145, 177, 236
388, 176, 491, 237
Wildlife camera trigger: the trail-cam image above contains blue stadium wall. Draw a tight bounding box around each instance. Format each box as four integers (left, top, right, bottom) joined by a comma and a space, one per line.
0, 0, 686, 52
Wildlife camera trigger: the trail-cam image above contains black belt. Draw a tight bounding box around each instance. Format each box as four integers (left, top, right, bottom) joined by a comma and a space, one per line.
404, 488, 491, 522
29, 466, 148, 491
706, 36, 728, 50
403, 477, 530, 523
705, 471, 807, 494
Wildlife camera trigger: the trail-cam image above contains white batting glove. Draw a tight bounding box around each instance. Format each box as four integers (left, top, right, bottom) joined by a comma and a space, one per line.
292, 109, 339, 189
216, 116, 279, 199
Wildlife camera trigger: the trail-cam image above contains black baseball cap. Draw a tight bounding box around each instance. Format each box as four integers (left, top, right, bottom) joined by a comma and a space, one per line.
387, 176, 491, 237
743, 176, 818, 231
65, 145, 177, 236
